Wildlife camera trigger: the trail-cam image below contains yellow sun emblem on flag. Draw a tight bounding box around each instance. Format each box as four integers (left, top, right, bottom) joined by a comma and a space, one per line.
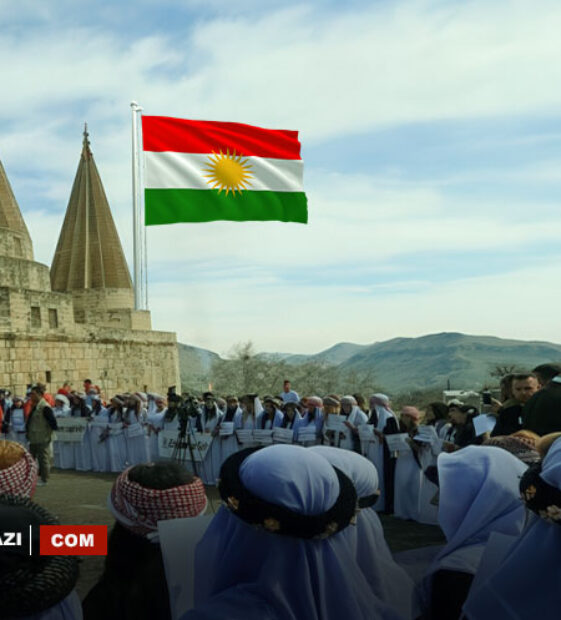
203, 149, 253, 196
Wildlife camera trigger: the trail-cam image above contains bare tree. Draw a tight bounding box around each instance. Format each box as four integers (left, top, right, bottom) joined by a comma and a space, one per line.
489, 363, 525, 379
208, 341, 380, 398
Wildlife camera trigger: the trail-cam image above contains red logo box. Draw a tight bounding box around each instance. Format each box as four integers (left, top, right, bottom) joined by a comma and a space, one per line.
40, 525, 108, 556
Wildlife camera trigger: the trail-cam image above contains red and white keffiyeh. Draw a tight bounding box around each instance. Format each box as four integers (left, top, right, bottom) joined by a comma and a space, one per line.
0, 442, 38, 498
108, 467, 208, 539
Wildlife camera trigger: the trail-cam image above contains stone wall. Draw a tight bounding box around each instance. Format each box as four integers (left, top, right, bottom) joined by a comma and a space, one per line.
0, 326, 180, 397
0, 255, 51, 291
0, 227, 34, 262
0, 287, 75, 333
71, 288, 135, 322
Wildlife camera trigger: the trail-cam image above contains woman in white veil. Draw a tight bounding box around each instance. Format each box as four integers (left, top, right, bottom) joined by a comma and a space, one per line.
310, 445, 420, 619
183, 445, 404, 620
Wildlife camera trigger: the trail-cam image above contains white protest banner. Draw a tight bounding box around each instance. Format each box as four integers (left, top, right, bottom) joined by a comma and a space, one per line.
385, 433, 411, 454
158, 515, 214, 619
235, 429, 255, 445
218, 422, 234, 436
326, 414, 346, 431
415, 425, 440, 445
158, 431, 213, 461
273, 427, 294, 444
55, 418, 89, 443
296, 428, 317, 444
472, 414, 497, 436
253, 429, 274, 445
358, 424, 376, 443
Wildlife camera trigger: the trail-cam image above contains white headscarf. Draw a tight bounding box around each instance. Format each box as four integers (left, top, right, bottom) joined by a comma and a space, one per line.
310, 446, 420, 618
187, 445, 404, 620
423, 446, 528, 607
369, 394, 396, 430
463, 437, 561, 619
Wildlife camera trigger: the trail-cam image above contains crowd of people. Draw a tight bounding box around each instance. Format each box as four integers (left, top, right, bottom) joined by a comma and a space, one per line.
0, 364, 561, 618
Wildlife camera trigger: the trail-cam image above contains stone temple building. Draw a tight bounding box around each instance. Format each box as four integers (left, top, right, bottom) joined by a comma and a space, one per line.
0, 128, 179, 396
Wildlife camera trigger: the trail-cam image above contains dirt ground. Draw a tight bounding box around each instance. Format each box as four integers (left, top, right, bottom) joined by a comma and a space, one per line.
35, 468, 445, 601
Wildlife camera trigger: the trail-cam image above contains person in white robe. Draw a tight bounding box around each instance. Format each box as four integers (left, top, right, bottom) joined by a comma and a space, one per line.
256, 397, 284, 430
364, 394, 399, 513
145, 395, 167, 461
3, 396, 29, 448
123, 394, 150, 466
422, 446, 528, 619
310, 446, 421, 619
185, 444, 404, 620
393, 406, 427, 522
106, 397, 127, 472
278, 401, 301, 441
217, 395, 243, 466
325, 395, 368, 452
463, 435, 561, 619
89, 396, 110, 472
135, 392, 149, 424
425, 402, 452, 439
297, 396, 324, 446
68, 393, 92, 472
52, 395, 72, 469
235, 394, 263, 450
199, 392, 223, 485
146, 393, 158, 417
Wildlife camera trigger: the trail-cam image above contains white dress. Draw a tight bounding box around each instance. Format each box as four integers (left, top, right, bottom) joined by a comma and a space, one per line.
106, 410, 127, 472
71, 406, 92, 472
89, 408, 110, 472
52, 405, 71, 469
145, 408, 167, 461
296, 409, 324, 446
325, 407, 368, 451
6, 407, 29, 449
218, 408, 243, 467
393, 436, 423, 521
256, 409, 284, 430
123, 409, 150, 466
200, 406, 223, 485
363, 408, 399, 513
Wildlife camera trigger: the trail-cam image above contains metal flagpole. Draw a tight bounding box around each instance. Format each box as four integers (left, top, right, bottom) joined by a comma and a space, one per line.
131, 101, 144, 310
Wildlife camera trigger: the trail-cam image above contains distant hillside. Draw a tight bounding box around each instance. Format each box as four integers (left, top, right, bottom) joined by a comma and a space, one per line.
177, 333, 561, 394
340, 332, 561, 392
285, 342, 369, 366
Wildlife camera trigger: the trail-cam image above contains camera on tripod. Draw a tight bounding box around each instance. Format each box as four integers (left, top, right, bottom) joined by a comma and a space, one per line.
166, 386, 200, 436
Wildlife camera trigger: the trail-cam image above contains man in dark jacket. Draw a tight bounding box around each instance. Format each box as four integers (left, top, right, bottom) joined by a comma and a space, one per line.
522, 364, 561, 436
26, 383, 58, 485
492, 373, 540, 436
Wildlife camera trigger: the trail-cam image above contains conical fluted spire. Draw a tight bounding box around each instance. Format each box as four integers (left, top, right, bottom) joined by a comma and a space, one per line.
51, 126, 133, 292
0, 158, 34, 260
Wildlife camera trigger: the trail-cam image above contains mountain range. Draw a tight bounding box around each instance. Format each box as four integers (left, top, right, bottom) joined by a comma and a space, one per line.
178, 332, 561, 393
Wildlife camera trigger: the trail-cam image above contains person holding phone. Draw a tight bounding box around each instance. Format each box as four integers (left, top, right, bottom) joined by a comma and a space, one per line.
491, 373, 540, 437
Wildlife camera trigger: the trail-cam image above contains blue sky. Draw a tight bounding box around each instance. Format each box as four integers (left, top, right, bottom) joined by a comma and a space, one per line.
1, 0, 561, 355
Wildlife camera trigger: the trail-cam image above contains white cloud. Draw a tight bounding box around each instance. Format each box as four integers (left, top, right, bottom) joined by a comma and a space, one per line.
148, 259, 561, 354
3, 0, 561, 353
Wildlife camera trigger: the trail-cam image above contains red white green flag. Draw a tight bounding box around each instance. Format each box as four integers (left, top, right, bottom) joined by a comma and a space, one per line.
141, 116, 308, 225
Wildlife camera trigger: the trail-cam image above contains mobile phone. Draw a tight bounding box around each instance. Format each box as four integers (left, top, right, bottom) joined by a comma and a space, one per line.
482, 392, 492, 405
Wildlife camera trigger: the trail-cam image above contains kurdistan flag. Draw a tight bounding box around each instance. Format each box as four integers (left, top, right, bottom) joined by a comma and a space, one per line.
142, 116, 308, 225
